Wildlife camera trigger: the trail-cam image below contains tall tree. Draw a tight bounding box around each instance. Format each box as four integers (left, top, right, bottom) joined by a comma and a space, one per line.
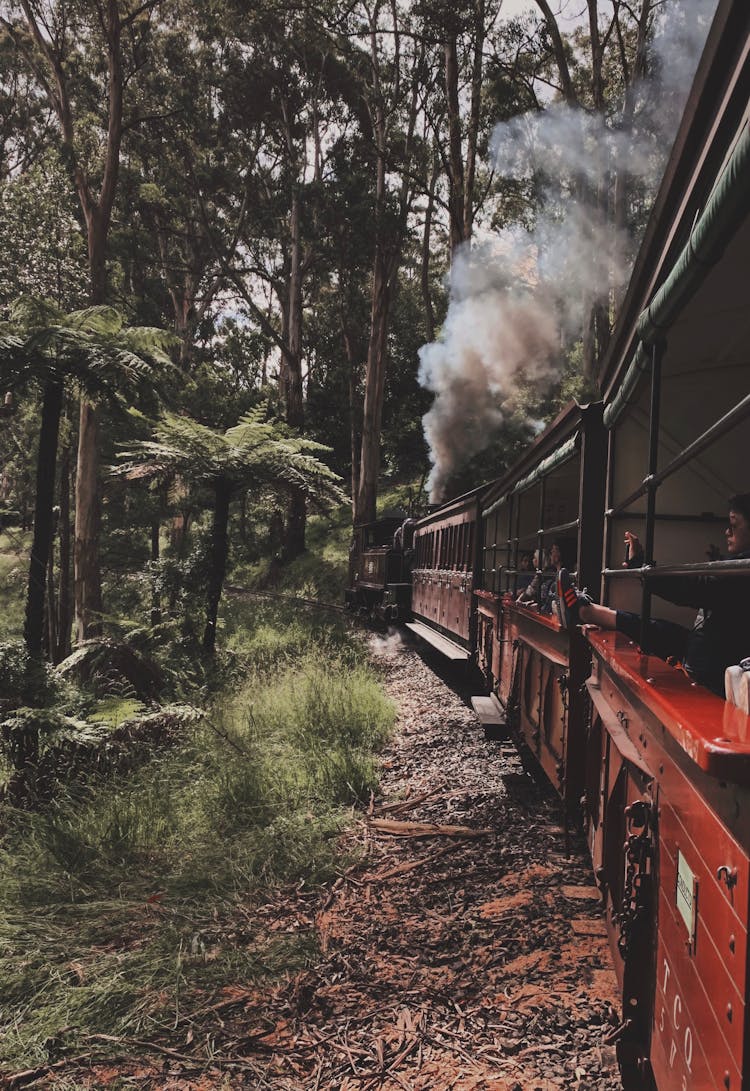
531, 0, 656, 376
353, 0, 426, 525
1, 0, 162, 639
0, 299, 172, 658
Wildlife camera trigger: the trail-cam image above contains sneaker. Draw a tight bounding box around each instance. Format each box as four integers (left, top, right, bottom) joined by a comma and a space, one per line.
557, 569, 593, 629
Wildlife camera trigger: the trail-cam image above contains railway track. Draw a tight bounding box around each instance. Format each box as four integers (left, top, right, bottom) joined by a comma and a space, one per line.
224, 583, 352, 616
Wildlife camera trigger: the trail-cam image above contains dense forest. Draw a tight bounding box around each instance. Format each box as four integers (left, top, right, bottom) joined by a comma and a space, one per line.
1, 0, 714, 666
0, 0, 716, 1076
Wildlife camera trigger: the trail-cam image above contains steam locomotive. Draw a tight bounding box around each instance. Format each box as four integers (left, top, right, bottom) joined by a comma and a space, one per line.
347, 5, 750, 1087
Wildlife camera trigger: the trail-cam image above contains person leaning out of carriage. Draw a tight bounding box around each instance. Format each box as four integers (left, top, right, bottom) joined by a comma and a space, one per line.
557, 493, 750, 699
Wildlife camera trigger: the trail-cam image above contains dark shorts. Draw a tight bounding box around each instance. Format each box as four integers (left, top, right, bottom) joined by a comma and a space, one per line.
615, 611, 690, 662
615, 610, 724, 696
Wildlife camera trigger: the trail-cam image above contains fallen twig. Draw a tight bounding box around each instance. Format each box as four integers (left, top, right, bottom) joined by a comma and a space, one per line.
367, 841, 462, 882
372, 788, 442, 816
2, 1054, 99, 1091
367, 818, 494, 838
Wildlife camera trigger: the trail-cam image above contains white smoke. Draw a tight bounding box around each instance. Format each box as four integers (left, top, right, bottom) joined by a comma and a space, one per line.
369, 627, 404, 656
419, 0, 718, 502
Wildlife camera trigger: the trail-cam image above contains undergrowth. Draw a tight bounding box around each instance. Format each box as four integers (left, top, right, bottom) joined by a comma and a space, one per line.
0, 530, 28, 641
0, 599, 395, 1072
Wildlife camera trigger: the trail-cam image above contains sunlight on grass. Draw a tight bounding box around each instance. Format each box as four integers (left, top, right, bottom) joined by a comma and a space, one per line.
0, 530, 29, 641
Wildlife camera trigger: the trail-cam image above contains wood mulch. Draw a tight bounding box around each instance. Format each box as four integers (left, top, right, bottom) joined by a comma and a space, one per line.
6, 634, 623, 1091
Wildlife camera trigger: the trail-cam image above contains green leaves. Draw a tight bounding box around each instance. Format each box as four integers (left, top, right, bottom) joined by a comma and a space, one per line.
0, 296, 177, 407
116, 407, 346, 511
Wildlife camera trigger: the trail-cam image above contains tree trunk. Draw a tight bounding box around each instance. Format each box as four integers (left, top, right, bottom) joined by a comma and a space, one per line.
56, 445, 73, 663
281, 182, 307, 560
445, 26, 466, 253
421, 151, 439, 343
150, 518, 161, 628
284, 490, 306, 563
74, 399, 103, 642
356, 249, 392, 524
342, 323, 361, 518
24, 379, 63, 659
463, 0, 485, 241
354, 4, 420, 524
46, 529, 58, 658
203, 479, 232, 654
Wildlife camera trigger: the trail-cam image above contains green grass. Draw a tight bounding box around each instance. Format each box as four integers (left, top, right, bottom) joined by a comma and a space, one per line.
0, 598, 395, 1072
0, 530, 29, 641
231, 503, 352, 603
230, 481, 425, 605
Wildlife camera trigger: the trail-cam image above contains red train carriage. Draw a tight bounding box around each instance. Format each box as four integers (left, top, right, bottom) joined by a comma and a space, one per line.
473, 402, 606, 804
407, 485, 490, 661
584, 6, 750, 1085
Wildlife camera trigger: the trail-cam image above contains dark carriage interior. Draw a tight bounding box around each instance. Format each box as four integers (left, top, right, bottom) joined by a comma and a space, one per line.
605, 204, 750, 626
483, 451, 582, 600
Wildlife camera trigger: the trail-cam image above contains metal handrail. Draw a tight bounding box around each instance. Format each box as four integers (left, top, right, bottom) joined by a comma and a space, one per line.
606, 393, 750, 519
603, 559, 750, 579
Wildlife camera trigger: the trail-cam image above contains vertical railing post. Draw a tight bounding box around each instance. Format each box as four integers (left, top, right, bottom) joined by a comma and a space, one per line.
640, 340, 665, 651
513, 491, 521, 588
538, 478, 546, 565
506, 495, 514, 595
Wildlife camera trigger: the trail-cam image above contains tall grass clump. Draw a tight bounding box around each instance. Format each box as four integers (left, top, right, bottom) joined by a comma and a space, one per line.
0, 603, 395, 1071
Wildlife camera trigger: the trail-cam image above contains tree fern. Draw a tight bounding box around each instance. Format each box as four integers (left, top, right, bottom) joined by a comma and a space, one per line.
115, 409, 346, 652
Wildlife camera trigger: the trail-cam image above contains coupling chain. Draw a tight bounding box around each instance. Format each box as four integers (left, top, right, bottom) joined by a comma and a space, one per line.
614, 799, 652, 960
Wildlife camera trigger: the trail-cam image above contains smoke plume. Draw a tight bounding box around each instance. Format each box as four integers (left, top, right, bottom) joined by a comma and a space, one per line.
419, 0, 718, 502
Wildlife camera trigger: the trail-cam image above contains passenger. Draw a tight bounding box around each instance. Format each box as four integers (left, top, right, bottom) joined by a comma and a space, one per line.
558, 494, 750, 697
517, 542, 565, 616
515, 552, 535, 593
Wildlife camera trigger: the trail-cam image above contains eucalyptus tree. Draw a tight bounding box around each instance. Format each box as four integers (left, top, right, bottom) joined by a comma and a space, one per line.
419, 0, 504, 254
0, 149, 88, 311
1, 0, 165, 641
337, 0, 430, 526
116, 410, 345, 653
521, 0, 683, 376
0, 299, 173, 658
213, 5, 374, 559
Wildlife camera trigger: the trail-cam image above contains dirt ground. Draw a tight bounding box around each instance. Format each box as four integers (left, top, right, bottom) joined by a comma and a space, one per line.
6, 633, 624, 1091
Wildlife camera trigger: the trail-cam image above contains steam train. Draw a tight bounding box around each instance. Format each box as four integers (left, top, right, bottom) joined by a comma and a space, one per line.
347, 6, 750, 1087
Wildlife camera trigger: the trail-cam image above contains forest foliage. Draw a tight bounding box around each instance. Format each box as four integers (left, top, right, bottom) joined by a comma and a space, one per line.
0, 0, 716, 1070
0, 0, 713, 793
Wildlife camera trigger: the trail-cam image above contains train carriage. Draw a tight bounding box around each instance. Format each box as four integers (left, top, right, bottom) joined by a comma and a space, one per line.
406, 485, 490, 661
583, 6, 750, 1086
474, 402, 606, 807
399, 5, 750, 1086
350, 6, 749, 1087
